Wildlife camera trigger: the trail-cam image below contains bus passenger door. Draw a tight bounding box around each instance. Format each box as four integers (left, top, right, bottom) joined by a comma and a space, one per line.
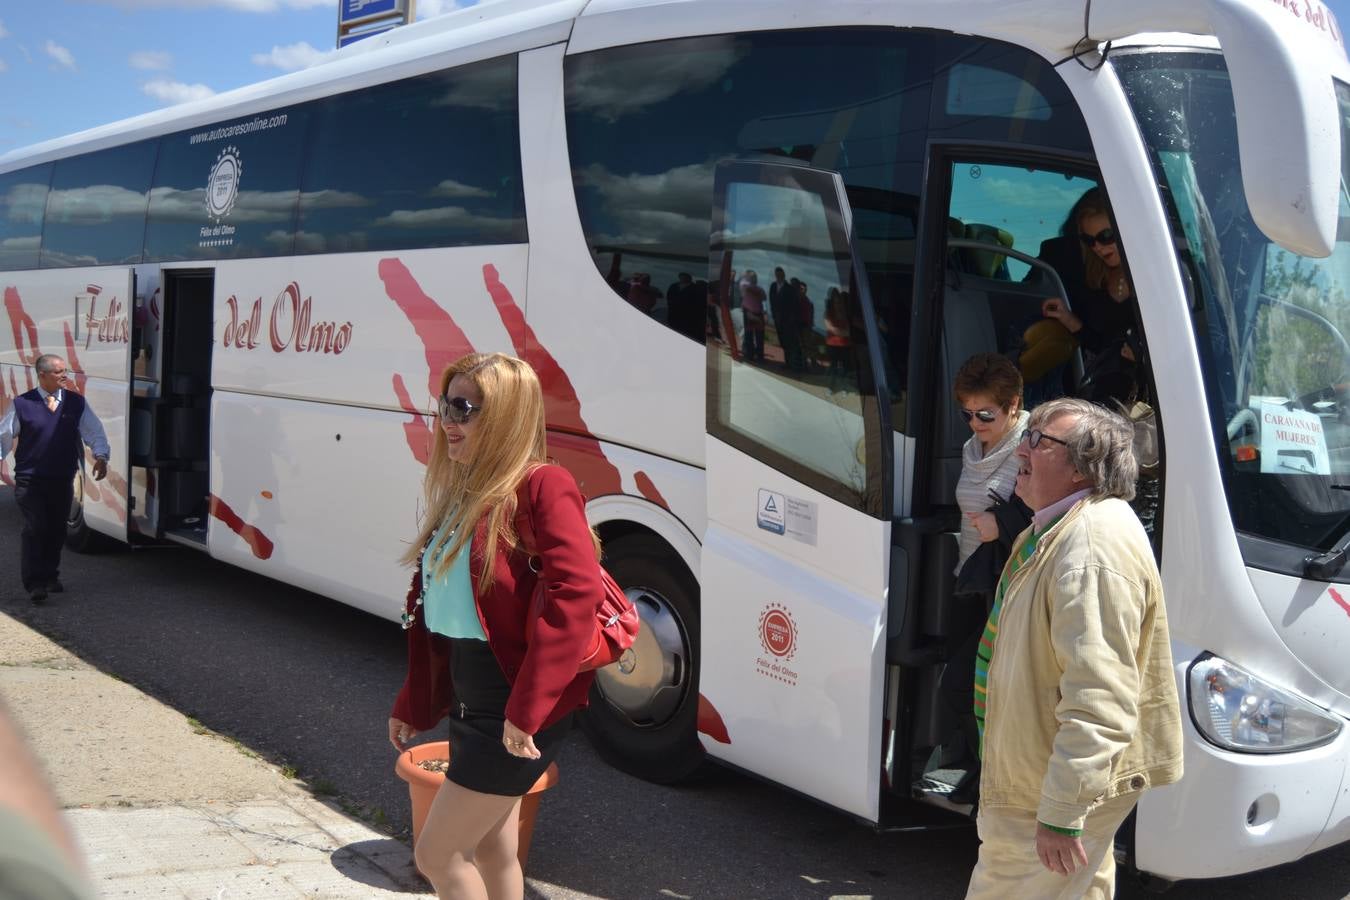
700, 160, 895, 821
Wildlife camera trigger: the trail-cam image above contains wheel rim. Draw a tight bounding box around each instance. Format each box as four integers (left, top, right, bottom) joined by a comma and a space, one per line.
68, 471, 84, 530
593, 585, 691, 728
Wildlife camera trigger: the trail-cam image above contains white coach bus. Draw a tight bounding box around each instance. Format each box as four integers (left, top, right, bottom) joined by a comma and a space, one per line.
2, 0, 1348, 883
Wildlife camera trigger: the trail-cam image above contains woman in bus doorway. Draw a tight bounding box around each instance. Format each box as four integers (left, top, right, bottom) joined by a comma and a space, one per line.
387, 352, 605, 900
942, 352, 1031, 805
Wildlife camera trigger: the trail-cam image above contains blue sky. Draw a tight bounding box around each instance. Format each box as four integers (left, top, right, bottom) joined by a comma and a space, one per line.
1, 0, 1349, 158
0, 0, 477, 156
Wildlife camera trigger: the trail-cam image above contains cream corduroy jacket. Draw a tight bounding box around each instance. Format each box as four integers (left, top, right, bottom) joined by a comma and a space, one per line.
980, 495, 1184, 831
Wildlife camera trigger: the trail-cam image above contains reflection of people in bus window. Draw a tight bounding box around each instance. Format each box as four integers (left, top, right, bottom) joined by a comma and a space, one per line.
769, 268, 802, 371
625, 273, 661, 315
1023, 188, 1141, 405
797, 282, 816, 369
824, 288, 852, 392
665, 272, 706, 343
739, 270, 766, 361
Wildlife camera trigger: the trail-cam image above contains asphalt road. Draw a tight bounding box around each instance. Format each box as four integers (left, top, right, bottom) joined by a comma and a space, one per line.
1, 489, 1348, 899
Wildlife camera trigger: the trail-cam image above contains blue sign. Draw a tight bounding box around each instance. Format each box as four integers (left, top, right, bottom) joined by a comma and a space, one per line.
338, 21, 399, 47
340, 0, 400, 27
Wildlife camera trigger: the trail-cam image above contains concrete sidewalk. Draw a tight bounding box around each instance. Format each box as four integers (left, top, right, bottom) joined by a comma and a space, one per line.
0, 611, 431, 899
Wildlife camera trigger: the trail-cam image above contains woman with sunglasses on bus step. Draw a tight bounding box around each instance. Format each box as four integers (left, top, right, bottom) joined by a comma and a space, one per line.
1026, 187, 1142, 405
388, 352, 605, 900
940, 353, 1032, 806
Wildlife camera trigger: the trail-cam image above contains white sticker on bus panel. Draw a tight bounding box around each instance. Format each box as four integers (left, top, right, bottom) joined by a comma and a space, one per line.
700, 525, 883, 822
210, 246, 529, 413
0, 267, 133, 382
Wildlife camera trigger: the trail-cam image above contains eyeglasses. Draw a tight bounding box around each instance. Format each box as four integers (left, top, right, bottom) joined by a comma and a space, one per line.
1079, 227, 1117, 247
437, 394, 481, 424
959, 408, 1000, 424
1021, 428, 1069, 449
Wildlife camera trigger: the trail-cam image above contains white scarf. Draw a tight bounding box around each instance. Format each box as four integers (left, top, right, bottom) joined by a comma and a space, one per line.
955, 410, 1029, 570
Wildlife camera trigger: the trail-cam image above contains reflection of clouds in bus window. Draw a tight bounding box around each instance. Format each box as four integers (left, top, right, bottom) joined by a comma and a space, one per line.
31, 249, 99, 268
430, 179, 492, 199
372, 206, 522, 233
566, 37, 746, 122
432, 63, 516, 110
3, 183, 49, 222
298, 188, 369, 209
44, 184, 148, 224
148, 186, 297, 223
0, 236, 40, 252
575, 161, 714, 246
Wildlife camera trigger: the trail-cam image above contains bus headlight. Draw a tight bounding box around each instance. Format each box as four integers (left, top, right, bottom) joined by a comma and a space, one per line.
1189, 655, 1342, 754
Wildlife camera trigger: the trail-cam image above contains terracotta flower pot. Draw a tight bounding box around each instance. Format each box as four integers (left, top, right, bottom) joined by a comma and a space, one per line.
395, 740, 560, 868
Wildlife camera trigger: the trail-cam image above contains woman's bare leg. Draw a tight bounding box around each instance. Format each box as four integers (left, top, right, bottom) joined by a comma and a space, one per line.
474, 798, 523, 900
415, 779, 520, 900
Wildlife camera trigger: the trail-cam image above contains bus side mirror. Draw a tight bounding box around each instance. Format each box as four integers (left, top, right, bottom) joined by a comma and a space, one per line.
1090, 0, 1343, 258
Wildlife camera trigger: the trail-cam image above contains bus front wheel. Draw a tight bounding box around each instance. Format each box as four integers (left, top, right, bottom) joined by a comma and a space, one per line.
581, 533, 704, 783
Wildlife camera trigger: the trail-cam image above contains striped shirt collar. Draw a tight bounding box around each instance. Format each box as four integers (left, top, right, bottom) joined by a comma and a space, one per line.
1032, 488, 1092, 534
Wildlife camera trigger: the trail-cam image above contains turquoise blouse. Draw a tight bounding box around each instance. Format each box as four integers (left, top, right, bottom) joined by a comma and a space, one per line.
421, 518, 487, 641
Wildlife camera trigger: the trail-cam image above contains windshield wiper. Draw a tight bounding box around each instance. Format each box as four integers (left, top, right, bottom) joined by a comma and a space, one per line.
1304, 529, 1350, 580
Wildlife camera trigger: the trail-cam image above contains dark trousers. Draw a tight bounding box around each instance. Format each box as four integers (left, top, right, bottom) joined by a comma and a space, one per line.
14, 474, 73, 592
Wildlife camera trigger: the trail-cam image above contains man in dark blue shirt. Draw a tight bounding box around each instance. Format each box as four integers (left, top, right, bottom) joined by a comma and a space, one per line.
0, 355, 109, 605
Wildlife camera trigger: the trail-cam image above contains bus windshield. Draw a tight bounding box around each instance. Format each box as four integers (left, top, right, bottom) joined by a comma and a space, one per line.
1118, 51, 1350, 554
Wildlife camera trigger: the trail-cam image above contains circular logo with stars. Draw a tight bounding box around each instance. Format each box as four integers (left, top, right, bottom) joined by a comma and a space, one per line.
206, 146, 241, 220
758, 602, 797, 660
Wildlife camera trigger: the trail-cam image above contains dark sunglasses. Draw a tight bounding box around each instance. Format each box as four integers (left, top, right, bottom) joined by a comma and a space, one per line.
1021, 428, 1069, 449
1079, 227, 1117, 247
437, 394, 481, 424
959, 408, 1000, 424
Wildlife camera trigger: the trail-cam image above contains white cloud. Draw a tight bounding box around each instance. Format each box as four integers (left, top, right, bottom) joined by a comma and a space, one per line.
417, 0, 462, 18
372, 206, 520, 232
567, 37, 745, 122
0, 20, 9, 39
142, 78, 215, 105
251, 41, 329, 72
0, 60, 7, 74
129, 50, 172, 71
44, 40, 76, 70
83, 0, 335, 10
430, 179, 489, 199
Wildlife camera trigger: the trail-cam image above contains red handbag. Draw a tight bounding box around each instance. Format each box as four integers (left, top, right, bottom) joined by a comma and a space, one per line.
527, 557, 639, 672
514, 476, 639, 672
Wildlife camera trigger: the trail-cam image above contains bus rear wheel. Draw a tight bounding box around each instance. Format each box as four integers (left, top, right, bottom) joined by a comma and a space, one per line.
581, 533, 704, 783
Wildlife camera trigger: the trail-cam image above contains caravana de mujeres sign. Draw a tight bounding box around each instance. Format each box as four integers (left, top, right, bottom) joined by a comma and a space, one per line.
223, 282, 353, 355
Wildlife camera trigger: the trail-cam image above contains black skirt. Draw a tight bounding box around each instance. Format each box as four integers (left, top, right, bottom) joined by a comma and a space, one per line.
445, 638, 572, 797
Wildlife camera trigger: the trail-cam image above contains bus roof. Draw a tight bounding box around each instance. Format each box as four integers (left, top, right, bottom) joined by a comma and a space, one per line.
0, 0, 1332, 173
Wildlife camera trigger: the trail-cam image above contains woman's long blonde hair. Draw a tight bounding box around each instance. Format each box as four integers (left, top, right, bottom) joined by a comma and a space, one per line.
1072, 187, 1117, 292
401, 352, 548, 594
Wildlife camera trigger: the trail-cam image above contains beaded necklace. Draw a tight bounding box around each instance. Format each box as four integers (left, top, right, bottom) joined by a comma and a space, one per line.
401, 521, 456, 631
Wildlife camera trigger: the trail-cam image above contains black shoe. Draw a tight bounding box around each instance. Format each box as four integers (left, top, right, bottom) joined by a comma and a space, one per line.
29, 588, 47, 606
46, 579, 64, 593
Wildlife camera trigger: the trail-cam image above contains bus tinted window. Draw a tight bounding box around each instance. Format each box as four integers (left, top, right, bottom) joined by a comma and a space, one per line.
144, 108, 306, 261
41, 140, 157, 268
928, 36, 1091, 151
564, 29, 931, 357
0, 164, 53, 271
298, 56, 526, 253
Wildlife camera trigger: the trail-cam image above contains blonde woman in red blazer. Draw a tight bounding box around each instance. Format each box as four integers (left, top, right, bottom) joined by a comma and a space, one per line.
388, 352, 603, 900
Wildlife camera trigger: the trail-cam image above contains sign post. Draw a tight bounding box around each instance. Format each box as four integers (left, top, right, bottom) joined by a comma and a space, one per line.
336, 0, 415, 49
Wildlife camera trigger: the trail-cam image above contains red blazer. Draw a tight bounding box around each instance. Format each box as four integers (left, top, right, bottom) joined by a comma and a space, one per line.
390, 464, 602, 735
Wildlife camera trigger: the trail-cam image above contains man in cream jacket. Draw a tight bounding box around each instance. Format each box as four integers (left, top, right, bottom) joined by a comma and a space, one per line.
965, 398, 1183, 900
